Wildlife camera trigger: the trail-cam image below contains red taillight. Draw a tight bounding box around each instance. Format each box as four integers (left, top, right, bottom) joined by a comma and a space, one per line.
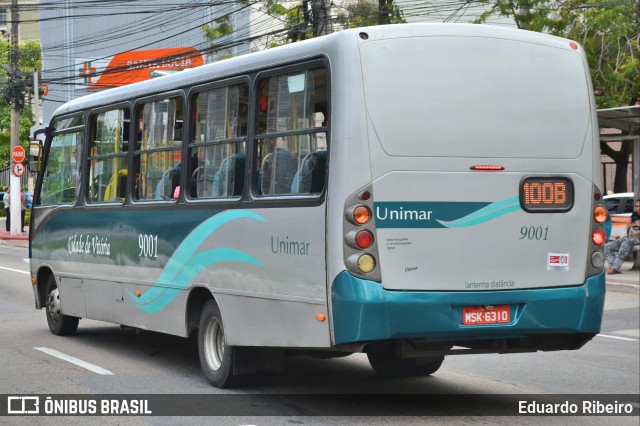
592, 229, 606, 246
355, 230, 373, 249
470, 165, 504, 171
569, 42, 578, 50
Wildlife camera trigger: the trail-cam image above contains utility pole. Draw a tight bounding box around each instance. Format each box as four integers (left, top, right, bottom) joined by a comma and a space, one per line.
314, 0, 331, 36
378, 0, 391, 25
30, 67, 38, 194
9, 0, 22, 235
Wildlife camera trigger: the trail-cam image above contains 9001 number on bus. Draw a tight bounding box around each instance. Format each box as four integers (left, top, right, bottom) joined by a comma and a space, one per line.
139, 234, 159, 258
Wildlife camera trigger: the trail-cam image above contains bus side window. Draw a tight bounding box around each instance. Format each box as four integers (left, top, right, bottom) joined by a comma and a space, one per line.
254, 66, 328, 198
39, 124, 84, 206
187, 83, 248, 200
134, 97, 183, 201
87, 108, 130, 204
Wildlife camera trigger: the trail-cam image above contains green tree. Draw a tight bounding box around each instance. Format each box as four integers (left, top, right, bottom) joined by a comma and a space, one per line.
0, 40, 40, 168
201, 16, 235, 60
202, 1, 405, 54
475, 0, 639, 192
336, 0, 405, 29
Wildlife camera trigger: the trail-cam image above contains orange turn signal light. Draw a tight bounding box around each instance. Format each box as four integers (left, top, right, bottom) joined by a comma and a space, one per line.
316, 313, 326, 322
135, 290, 141, 297
593, 206, 607, 223
353, 206, 371, 225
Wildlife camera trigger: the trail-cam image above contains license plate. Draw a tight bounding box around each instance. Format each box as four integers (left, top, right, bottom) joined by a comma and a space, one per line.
462, 305, 511, 325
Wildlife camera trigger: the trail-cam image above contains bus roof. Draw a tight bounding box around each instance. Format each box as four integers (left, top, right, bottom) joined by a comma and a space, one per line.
51, 23, 581, 120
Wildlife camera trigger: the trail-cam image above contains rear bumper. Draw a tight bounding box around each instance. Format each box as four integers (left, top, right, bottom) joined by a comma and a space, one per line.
331, 271, 605, 347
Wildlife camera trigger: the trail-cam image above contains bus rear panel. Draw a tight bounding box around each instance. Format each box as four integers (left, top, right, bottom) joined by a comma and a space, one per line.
330, 24, 604, 355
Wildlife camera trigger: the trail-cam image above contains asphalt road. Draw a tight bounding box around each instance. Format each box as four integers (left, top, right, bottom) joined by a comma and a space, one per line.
0, 242, 638, 425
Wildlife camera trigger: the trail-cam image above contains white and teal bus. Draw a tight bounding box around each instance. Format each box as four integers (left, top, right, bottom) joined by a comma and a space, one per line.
30, 23, 607, 388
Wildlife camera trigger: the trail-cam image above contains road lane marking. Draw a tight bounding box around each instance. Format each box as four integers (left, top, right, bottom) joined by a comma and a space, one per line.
34, 347, 114, 375
596, 334, 638, 342
0, 265, 29, 275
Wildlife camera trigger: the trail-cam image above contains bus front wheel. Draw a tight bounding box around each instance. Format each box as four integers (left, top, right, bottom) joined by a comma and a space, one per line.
45, 275, 79, 336
367, 350, 444, 377
198, 300, 237, 388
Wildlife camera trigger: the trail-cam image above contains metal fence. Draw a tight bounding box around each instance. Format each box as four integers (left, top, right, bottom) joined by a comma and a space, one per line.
0, 166, 30, 189
602, 161, 635, 195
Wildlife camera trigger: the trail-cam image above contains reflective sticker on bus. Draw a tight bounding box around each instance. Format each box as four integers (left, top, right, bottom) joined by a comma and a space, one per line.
128, 210, 267, 313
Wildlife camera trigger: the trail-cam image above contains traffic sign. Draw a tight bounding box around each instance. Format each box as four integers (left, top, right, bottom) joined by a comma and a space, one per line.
13, 162, 25, 177
11, 146, 26, 163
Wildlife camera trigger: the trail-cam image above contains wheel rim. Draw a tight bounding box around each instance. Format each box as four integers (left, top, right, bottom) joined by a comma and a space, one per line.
47, 287, 61, 324
203, 316, 224, 372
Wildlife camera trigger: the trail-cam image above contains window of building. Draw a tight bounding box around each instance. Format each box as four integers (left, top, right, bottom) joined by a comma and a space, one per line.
255, 66, 328, 197
188, 82, 248, 199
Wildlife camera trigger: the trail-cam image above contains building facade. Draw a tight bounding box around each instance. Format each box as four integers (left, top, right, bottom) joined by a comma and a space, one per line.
0, 0, 40, 41
39, 0, 285, 124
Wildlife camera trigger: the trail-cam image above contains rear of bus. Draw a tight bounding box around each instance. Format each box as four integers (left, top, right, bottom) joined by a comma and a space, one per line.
330, 25, 605, 360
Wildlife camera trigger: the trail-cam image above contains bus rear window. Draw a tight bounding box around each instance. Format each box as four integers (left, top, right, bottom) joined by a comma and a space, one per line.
361, 37, 591, 159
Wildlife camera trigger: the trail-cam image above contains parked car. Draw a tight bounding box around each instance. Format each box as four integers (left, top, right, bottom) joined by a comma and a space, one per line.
604, 192, 635, 240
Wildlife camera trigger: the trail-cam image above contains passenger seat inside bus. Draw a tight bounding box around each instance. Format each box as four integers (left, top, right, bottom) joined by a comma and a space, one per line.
103, 169, 128, 201
213, 153, 245, 197
291, 151, 327, 194
154, 164, 181, 200
258, 148, 296, 195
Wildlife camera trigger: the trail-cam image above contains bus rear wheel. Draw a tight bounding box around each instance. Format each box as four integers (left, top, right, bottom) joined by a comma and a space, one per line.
198, 300, 238, 388
367, 350, 444, 377
45, 275, 79, 336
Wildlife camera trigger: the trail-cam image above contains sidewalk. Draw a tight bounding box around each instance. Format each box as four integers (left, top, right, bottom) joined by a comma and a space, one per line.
605, 260, 640, 291
0, 217, 29, 246
0, 228, 29, 239
0, 228, 29, 248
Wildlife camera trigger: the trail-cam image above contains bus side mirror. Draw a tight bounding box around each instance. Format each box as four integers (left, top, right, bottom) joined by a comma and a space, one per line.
28, 141, 42, 173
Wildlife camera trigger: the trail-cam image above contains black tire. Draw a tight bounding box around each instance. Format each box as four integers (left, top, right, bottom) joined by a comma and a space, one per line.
413, 356, 445, 376
367, 349, 444, 377
45, 275, 79, 336
198, 300, 237, 388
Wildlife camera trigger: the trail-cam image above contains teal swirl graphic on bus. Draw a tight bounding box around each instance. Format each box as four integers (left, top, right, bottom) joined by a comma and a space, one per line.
128, 210, 266, 313
437, 196, 521, 228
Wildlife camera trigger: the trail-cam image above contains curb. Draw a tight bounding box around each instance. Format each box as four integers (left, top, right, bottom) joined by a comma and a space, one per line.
606, 282, 640, 294
0, 232, 29, 241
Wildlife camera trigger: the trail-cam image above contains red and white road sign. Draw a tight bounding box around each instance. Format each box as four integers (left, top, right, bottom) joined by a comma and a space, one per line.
12, 163, 25, 177
11, 146, 26, 163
